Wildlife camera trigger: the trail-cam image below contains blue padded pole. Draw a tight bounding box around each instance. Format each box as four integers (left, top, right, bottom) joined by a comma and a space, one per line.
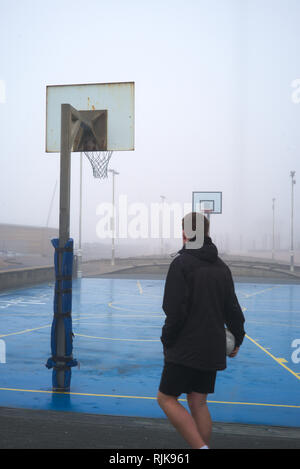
46, 239, 77, 390
45, 104, 79, 391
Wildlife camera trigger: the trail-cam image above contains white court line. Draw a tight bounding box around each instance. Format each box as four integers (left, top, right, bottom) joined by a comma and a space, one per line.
246, 309, 300, 314
108, 301, 163, 314
136, 281, 143, 295
78, 322, 162, 328
74, 333, 159, 342
246, 320, 300, 328
238, 285, 285, 299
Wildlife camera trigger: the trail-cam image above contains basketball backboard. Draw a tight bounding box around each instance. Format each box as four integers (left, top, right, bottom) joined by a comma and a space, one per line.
46, 82, 134, 152
192, 191, 222, 214
0, 80, 5, 103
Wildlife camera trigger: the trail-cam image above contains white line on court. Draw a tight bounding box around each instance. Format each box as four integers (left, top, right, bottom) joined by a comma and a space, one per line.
74, 333, 159, 342
137, 281, 143, 295
108, 301, 163, 314
238, 285, 285, 299
78, 322, 162, 328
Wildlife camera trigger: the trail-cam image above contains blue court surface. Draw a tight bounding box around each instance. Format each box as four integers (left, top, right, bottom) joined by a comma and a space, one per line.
0, 278, 299, 427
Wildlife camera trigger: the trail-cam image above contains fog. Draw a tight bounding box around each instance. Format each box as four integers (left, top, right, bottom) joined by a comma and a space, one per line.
0, 0, 299, 258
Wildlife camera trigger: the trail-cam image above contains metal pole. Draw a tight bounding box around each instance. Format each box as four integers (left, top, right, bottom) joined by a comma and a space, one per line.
77, 152, 83, 278
55, 103, 80, 390
109, 169, 119, 266
43, 179, 57, 257
56, 104, 72, 389
112, 170, 115, 266
290, 171, 296, 272
160, 195, 166, 256
272, 198, 275, 260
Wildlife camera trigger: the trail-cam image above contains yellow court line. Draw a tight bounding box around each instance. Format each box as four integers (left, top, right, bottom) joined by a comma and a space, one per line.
137, 281, 143, 295
0, 315, 111, 339
245, 333, 300, 381
0, 312, 161, 339
0, 387, 299, 409
0, 324, 51, 338
74, 333, 159, 342
0, 316, 98, 339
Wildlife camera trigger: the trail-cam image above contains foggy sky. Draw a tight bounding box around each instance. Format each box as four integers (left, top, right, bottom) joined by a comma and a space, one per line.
0, 0, 299, 254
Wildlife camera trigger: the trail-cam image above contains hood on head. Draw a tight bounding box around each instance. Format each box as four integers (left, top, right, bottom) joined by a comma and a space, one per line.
179, 236, 218, 263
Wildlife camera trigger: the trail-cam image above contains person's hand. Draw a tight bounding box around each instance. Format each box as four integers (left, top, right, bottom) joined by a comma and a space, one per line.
229, 347, 239, 358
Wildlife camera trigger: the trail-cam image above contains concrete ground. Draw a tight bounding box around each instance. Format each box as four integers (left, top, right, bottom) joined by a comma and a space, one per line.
1, 406, 300, 449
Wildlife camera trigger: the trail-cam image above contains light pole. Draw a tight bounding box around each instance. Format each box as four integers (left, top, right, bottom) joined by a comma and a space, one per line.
77, 153, 83, 278
290, 171, 296, 272
109, 169, 119, 266
43, 179, 57, 258
160, 195, 166, 256
272, 198, 275, 260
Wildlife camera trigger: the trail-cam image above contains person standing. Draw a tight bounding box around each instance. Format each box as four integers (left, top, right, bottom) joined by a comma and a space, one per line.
157, 212, 245, 449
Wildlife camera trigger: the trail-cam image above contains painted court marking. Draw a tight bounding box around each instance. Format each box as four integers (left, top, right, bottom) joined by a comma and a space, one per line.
0, 387, 299, 409
75, 333, 159, 342
238, 285, 284, 299
245, 333, 300, 381
1, 281, 299, 395
0, 324, 51, 338
108, 301, 163, 315
137, 280, 143, 295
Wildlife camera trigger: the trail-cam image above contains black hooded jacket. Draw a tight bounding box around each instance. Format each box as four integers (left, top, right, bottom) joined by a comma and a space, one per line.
161, 237, 245, 371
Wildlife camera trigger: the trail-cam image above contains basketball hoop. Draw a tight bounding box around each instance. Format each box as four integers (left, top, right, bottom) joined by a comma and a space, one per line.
84, 150, 113, 179
202, 209, 213, 220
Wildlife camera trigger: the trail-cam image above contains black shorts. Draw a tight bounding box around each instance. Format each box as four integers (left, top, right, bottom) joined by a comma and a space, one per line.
159, 361, 217, 397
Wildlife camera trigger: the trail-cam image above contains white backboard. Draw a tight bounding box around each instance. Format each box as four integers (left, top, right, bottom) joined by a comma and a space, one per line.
46, 82, 135, 152
192, 191, 222, 214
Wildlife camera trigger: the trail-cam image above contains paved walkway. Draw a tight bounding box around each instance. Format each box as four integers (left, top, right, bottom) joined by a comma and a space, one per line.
0, 407, 299, 449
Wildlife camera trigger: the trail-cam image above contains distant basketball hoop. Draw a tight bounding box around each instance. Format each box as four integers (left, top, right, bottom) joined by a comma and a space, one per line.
202, 209, 213, 216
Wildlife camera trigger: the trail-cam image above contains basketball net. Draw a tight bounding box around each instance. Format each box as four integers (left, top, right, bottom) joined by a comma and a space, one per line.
84, 151, 113, 179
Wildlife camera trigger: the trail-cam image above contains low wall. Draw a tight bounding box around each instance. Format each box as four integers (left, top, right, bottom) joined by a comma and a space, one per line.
0, 266, 55, 291
0, 257, 299, 292
230, 265, 293, 279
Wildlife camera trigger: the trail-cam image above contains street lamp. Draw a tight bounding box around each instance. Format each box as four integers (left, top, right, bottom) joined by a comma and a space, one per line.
160, 195, 166, 256
77, 153, 83, 278
272, 198, 275, 260
109, 169, 119, 266
290, 171, 296, 272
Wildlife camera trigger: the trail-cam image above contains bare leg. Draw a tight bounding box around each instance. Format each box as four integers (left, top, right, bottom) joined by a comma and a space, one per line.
187, 392, 212, 446
157, 391, 205, 449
